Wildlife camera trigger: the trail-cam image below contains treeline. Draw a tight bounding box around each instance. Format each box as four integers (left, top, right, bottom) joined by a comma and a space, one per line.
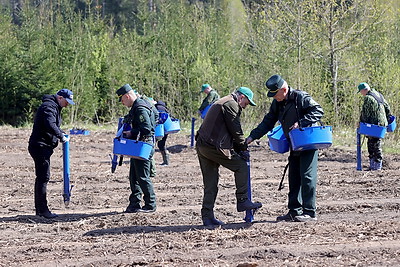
0, 0, 399, 132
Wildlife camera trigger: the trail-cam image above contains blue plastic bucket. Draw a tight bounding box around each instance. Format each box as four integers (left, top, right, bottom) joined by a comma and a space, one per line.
164, 116, 181, 134
387, 115, 396, 132
289, 126, 333, 151
113, 138, 153, 160
267, 125, 289, 153
201, 104, 212, 119
155, 124, 164, 138
69, 129, 90, 135
359, 122, 386, 138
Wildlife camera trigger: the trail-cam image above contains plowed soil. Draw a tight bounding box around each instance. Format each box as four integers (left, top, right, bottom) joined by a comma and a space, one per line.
0, 126, 399, 266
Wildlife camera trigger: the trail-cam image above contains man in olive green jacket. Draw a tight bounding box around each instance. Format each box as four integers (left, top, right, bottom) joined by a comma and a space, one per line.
198, 83, 220, 117
247, 75, 324, 222
196, 87, 262, 226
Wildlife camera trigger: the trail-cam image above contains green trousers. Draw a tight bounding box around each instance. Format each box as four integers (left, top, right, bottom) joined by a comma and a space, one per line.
128, 148, 156, 210
196, 144, 248, 218
288, 149, 319, 217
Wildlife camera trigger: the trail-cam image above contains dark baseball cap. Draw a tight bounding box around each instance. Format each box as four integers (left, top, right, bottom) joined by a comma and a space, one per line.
57, 89, 75, 105
116, 84, 133, 101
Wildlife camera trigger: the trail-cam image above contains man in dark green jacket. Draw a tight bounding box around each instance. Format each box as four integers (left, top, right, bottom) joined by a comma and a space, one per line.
246, 75, 324, 222
198, 83, 220, 117
358, 82, 392, 170
116, 84, 157, 213
196, 87, 262, 226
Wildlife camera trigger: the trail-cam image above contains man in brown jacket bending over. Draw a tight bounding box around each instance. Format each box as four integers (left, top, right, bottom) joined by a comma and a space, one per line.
195, 87, 262, 226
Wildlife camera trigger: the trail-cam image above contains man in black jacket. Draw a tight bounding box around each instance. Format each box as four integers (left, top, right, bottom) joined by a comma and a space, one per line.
247, 75, 324, 222
28, 89, 75, 219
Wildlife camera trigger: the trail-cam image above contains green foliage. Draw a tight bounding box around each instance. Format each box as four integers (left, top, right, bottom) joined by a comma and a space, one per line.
0, 0, 399, 149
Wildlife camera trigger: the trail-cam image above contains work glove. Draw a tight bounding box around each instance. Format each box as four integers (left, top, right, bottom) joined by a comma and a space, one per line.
61, 135, 70, 143
238, 150, 250, 161
387, 114, 394, 123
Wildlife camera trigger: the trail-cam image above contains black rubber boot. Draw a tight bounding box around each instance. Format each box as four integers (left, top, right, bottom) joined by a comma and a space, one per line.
160, 150, 169, 165
202, 211, 224, 226
36, 210, 58, 219
202, 217, 224, 226
237, 198, 262, 212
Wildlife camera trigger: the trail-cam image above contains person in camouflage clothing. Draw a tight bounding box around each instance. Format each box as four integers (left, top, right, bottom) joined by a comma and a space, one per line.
198, 84, 220, 117
358, 82, 392, 170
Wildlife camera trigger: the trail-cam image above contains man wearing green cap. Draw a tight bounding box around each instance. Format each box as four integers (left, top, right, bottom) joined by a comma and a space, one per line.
195, 87, 262, 226
358, 82, 392, 170
246, 74, 324, 222
198, 84, 220, 118
116, 84, 157, 213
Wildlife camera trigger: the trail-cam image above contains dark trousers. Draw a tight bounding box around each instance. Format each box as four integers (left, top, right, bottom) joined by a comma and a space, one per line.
157, 134, 168, 151
128, 149, 156, 210
28, 144, 54, 213
288, 149, 319, 217
196, 144, 248, 218
367, 137, 382, 163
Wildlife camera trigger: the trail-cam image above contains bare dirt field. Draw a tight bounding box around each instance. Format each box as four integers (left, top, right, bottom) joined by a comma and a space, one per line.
0, 126, 399, 267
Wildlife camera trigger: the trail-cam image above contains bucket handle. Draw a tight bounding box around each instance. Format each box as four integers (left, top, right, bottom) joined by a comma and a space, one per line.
297, 120, 327, 131
293, 93, 326, 131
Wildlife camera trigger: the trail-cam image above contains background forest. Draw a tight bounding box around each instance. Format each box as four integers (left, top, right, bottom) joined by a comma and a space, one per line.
0, 0, 399, 137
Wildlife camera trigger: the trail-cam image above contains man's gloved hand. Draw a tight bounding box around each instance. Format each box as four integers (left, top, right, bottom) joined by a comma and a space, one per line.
239, 150, 250, 161
62, 135, 70, 143
245, 137, 253, 145
388, 114, 394, 123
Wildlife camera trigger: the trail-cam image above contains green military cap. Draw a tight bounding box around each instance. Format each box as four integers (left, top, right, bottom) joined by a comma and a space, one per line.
116, 84, 133, 101
238, 86, 256, 106
357, 82, 370, 92
266, 74, 285, 97
201, 83, 210, 92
